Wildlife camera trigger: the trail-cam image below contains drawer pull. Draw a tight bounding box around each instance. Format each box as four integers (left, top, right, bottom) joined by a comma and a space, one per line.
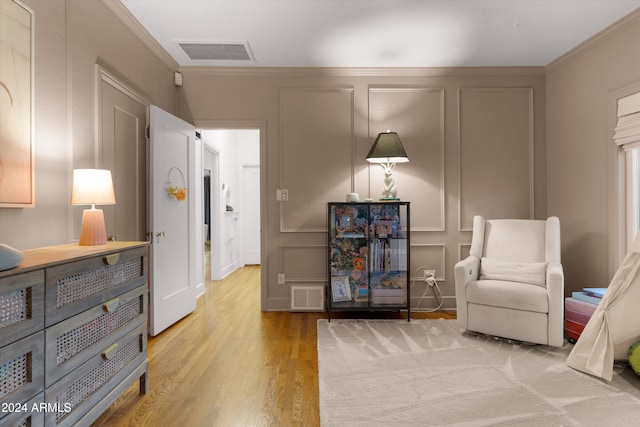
103, 253, 120, 265
103, 298, 120, 313
102, 343, 119, 360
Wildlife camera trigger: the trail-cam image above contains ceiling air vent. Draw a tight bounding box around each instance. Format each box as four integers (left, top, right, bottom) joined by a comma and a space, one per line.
178, 41, 254, 61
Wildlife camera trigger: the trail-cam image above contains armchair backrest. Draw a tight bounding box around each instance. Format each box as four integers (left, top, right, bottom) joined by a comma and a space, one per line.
469, 216, 561, 263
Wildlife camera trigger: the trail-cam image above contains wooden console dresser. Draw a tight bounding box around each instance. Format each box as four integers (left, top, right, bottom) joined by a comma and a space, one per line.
0, 242, 149, 426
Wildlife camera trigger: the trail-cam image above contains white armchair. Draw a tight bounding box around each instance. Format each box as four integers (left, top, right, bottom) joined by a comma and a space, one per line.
454, 215, 564, 347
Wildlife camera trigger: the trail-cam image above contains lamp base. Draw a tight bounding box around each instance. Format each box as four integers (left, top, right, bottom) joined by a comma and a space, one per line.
379, 197, 400, 201
79, 208, 107, 245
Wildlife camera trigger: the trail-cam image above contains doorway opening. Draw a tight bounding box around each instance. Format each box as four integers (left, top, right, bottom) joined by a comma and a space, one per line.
200, 128, 261, 282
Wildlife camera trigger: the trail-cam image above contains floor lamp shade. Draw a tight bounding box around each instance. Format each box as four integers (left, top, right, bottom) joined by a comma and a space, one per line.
71, 169, 116, 245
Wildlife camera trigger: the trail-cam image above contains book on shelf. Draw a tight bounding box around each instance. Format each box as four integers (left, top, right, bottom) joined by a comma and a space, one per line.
342, 232, 365, 238
355, 285, 368, 301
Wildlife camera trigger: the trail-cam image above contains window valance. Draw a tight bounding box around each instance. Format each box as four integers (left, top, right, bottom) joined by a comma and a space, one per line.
615, 91, 640, 149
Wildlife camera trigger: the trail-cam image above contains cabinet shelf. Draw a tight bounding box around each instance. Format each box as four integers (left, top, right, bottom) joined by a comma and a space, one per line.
327, 202, 410, 321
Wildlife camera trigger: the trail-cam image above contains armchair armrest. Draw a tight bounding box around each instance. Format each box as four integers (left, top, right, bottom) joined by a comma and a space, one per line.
454, 255, 480, 285
546, 260, 565, 347
454, 256, 479, 329
546, 261, 563, 289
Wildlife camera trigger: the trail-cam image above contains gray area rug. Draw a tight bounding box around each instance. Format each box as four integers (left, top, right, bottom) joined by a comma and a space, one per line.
317, 319, 640, 426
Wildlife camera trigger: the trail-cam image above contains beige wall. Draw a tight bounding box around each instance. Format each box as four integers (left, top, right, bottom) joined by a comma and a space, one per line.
546, 10, 640, 293
178, 68, 547, 310
4, 0, 637, 311
0, 0, 176, 249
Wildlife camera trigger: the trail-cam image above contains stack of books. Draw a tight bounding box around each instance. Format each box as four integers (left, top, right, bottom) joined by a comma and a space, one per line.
355, 285, 368, 302
565, 287, 606, 343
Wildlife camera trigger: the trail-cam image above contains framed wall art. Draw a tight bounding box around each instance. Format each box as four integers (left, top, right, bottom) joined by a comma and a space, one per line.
0, 0, 34, 207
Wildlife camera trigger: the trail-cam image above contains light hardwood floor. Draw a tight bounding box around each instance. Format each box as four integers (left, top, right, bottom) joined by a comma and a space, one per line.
93, 265, 454, 427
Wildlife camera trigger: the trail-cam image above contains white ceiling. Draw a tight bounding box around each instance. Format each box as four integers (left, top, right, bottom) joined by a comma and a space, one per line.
120, 0, 640, 68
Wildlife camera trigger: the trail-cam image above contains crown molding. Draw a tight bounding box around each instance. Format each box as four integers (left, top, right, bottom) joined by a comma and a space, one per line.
178, 66, 545, 78
546, 7, 640, 72
103, 0, 178, 71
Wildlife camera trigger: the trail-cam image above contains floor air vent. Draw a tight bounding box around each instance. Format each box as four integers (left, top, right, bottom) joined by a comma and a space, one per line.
290, 286, 324, 311
178, 41, 254, 61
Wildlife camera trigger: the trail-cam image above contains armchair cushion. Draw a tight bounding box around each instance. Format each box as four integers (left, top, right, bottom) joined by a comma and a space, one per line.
466, 279, 549, 313
479, 257, 547, 287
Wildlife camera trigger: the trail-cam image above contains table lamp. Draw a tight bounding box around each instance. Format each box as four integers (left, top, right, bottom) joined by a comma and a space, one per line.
366, 131, 409, 200
71, 169, 116, 245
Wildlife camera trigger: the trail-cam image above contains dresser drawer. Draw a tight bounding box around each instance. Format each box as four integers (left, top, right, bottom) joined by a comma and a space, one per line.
45, 285, 147, 387
45, 246, 147, 326
0, 392, 45, 427
0, 270, 45, 348
0, 331, 44, 407
44, 324, 147, 426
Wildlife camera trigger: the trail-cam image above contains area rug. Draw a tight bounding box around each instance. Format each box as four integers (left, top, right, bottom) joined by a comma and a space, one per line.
317, 319, 640, 426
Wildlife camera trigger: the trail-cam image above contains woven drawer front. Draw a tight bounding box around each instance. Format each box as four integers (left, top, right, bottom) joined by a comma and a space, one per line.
55, 259, 140, 309
57, 295, 142, 365
47, 325, 146, 425
0, 271, 44, 348
45, 286, 146, 386
0, 392, 45, 427
0, 331, 44, 406
0, 352, 29, 398
46, 247, 147, 326
0, 288, 29, 328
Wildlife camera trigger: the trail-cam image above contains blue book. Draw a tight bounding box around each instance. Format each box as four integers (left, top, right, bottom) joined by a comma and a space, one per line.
583, 287, 607, 298
572, 291, 601, 306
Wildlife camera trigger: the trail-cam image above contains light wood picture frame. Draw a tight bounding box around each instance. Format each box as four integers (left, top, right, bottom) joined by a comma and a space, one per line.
0, 0, 35, 207
331, 276, 351, 302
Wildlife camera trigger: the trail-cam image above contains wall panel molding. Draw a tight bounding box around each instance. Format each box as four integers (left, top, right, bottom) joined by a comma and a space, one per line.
369, 87, 445, 231
410, 244, 446, 281
279, 244, 327, 283
457, 87, 534, 231
279, 87, 355, 233
458, 244, 472, 263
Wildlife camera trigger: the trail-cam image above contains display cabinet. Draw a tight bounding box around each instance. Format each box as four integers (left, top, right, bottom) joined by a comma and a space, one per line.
327, 202, 410, 321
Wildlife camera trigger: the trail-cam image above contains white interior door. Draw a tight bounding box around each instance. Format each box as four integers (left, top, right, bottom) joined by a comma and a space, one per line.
149, 105, 197, 335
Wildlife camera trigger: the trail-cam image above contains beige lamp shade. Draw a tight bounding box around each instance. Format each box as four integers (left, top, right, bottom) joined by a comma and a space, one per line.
71, 169, 115, 245
71, 169, 116, 206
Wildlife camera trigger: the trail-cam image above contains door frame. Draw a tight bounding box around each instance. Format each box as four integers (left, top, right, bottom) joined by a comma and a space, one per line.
204, 144, 221, 280
241, 163, 260, 265
194, 120, 267, 310
86, 65, 151, 243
